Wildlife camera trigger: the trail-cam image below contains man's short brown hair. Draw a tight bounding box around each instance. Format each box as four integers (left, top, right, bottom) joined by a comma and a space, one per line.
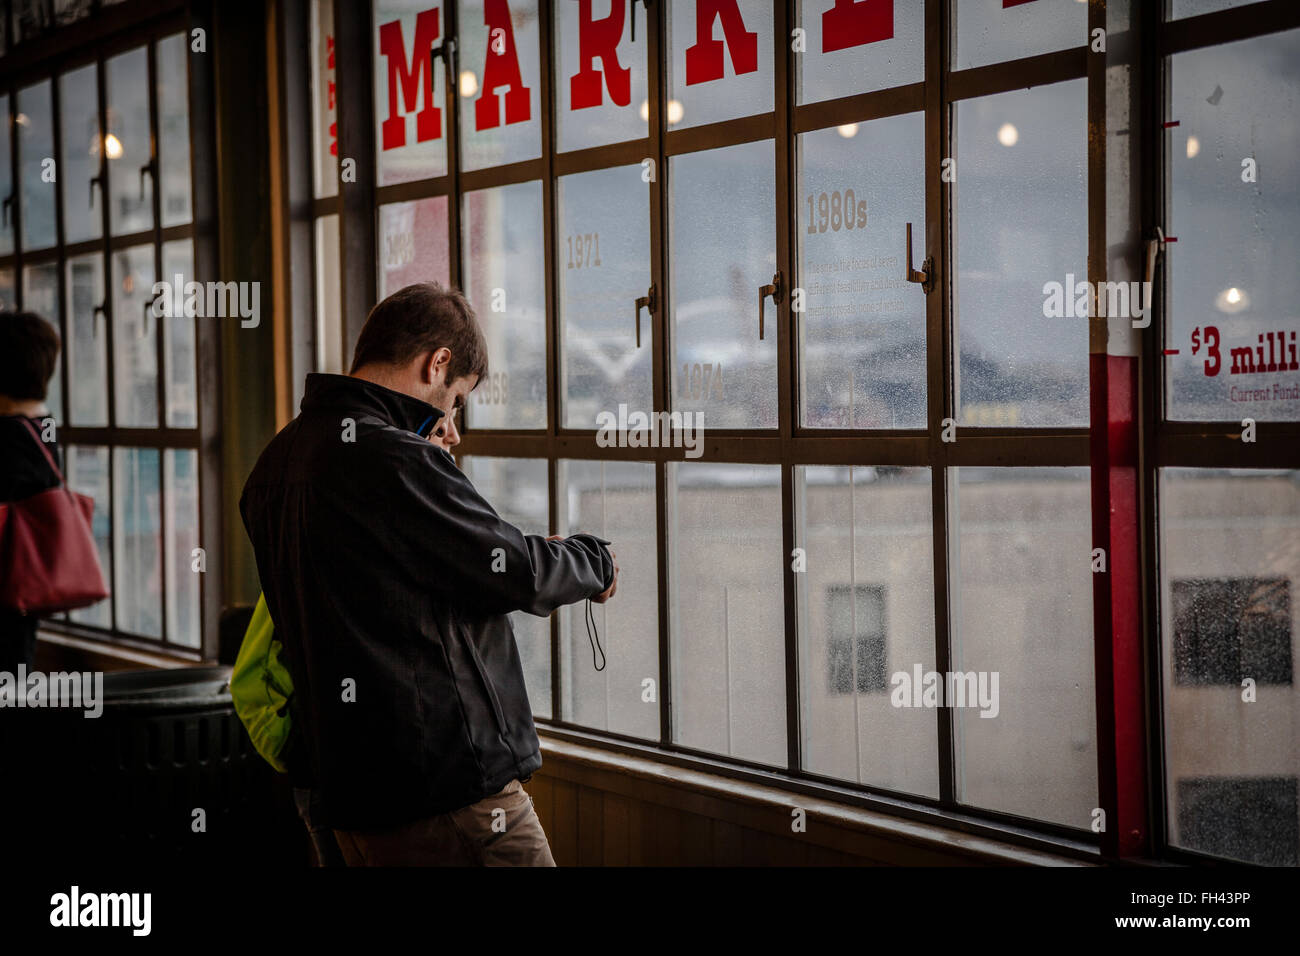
0, 311, 61, 401
349, 282, 488, 385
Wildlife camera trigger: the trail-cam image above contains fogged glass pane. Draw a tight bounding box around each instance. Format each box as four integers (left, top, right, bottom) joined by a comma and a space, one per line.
462, 180, 546, 428
66, 254, 108, 426
667, 0, 773, 129
0, 94, 12, 256
107, 46, 153, 235
670, 462, 785, 765
67, 445, 112, 628
670, 140, 777, 427
954, 80, 1087, 427
165, 449, 201, 648
954, 466, 1096, 828
113, 447, 162, 638
156, 33, 192, 228
22, 264, 61, 422
555, 0, 648, 151
1167, 30, 1300, 422
461, 456, 552, 718
557, 164, 651, 429
795, 0, 922, 104
1159, 468, 1300, 865
315, 214, 343, 374
459, 0, 541, 171
558, 459, 658, 739
954, 0, 1087, 72
162, 240, 197, 427
798, 115, 925, 428
374, 0, 449, 185
378, 196, 449, 299
312, 0, 339, 198
60, 65, 102, 244
1170, 0, 1259, 17
17, 81, 56, 251
797, 466, 936, 797
112, 245, 158, 426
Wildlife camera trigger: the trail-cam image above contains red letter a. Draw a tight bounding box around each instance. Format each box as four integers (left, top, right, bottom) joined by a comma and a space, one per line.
475, 0, 532, 131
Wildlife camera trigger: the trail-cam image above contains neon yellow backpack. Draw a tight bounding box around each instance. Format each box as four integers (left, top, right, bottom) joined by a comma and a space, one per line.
230, 593, 295, 773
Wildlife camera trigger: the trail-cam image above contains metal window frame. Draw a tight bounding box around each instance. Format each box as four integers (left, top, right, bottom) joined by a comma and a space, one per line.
0, 3, 219, 661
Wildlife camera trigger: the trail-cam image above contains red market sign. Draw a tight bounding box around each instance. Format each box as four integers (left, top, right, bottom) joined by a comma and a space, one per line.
375, 0, 1000, 150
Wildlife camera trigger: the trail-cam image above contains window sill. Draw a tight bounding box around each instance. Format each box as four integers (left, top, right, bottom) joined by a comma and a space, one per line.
537, 730, 1102, 866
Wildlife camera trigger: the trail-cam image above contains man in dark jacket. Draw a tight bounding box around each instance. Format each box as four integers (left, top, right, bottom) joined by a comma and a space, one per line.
240, 282, 617, 866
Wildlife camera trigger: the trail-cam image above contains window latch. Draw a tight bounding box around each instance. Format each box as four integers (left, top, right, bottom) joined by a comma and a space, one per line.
93, 302, 106, 337
759, 271, 783, 340
634, 284, 656, 348
139, 160, 155, 202
90, 171, 104, 210
1, 192, 12, 229
905, 222, 934, 295
630, 0, 651, 43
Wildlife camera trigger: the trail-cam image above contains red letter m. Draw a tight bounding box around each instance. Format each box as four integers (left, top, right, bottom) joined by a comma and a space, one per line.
378, 8, 442, 151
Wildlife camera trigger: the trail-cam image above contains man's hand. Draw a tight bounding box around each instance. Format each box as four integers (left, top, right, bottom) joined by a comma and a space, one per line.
548, 534, 618, 603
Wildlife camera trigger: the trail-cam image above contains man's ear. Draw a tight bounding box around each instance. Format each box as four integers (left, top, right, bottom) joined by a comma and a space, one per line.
428, 347, 452, 384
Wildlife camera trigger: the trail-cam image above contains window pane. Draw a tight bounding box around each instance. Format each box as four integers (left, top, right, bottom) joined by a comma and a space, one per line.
462, 180, 546, 428
667, 0, 773, 130
670, 462, 785, 766
1170, 0, 1259, 17
67, 445, 112, 629
557, 164, 651, 429
954, 0, 1087, 72
107, 46, 153, 235
22, 264, 61, 423
954, 80, 1088, 427
1167, 30, 1300, 422
374, 0, 449, 185
113, 447, 161, 638
797, 466, 937, 797
0, 94, 12, 256
795, 0, 923, 105
555, 0, 648, 151
60, 64, 102, 244
458, 0, 541, 170
378, 196, 449, 299
17, 80, 56, 251
0, 268, 14, 310
797, 114, 925, 428
315, 214, 343, 374
460, 456, 552, 718
162, 239, 197, 427
312, 0, 339, 198
112, 244, 158, 427
1159, 468, 1300, 865
953, 467, 1096, 828
66, 253, 108, 426
165, 449, 201, 648
156, 33, 192, 228
670, 140, 777, 427
558, 459, 658, 739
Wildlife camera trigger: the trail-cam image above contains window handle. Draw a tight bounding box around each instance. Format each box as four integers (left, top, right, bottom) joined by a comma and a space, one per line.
93, 302, 106, 337
758, 271, 782, 340
139, 160, 154, 202
905, 222, 934, 294
634, 284, 655, 348
630, 0, 651, 43
1, 193, 12, 229
143, 293, 159, 338
90, 171, 104, 209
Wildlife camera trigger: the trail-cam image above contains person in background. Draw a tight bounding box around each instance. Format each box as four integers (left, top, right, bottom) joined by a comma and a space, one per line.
0, 312, 63, 672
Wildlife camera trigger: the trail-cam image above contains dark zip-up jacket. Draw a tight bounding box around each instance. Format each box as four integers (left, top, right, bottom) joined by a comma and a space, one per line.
239, 373, 614, 830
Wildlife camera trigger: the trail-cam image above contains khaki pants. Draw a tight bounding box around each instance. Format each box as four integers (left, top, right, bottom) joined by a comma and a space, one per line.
333, 779, 556, 867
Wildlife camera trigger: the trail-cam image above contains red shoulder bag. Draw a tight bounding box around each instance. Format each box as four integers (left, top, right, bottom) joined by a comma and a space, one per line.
0, 418, 109, 615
